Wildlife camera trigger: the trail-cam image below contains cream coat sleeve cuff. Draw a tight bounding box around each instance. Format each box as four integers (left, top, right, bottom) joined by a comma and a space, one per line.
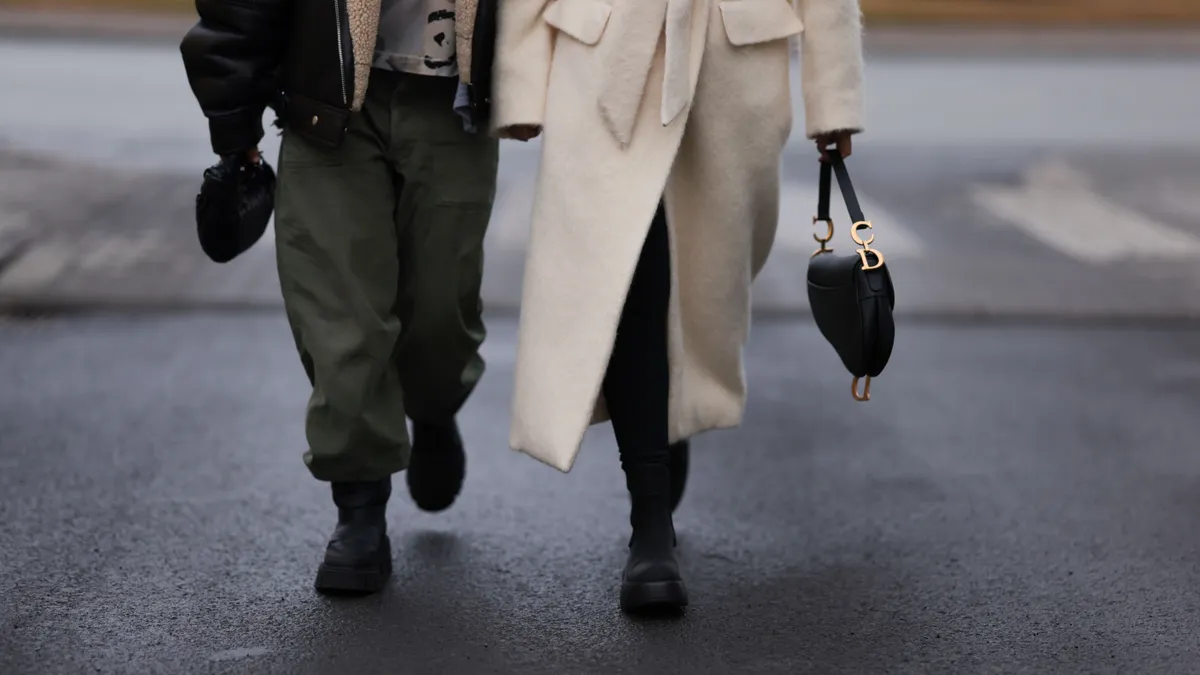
794, 0, 865, 139
491, 0, 556, 133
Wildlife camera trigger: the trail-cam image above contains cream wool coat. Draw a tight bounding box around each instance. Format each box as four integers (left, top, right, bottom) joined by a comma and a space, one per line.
492, 0, 865, 472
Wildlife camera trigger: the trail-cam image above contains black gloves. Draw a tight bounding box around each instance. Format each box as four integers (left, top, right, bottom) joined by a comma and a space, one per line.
195, 153, 277, 263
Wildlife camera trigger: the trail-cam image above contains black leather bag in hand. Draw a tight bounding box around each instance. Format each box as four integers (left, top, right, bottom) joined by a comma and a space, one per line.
806, 149, 895, 401
195, 154, 277, 264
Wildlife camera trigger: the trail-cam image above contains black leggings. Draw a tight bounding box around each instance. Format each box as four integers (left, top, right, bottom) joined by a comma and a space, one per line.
602, 202, 671, 470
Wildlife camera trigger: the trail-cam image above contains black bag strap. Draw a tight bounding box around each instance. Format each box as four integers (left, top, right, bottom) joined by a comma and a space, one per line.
815, 149, 865, 224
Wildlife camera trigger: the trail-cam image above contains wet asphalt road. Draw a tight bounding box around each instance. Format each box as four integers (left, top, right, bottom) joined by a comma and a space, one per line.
3, 26, 1200, 675
1, 312, 1199, 674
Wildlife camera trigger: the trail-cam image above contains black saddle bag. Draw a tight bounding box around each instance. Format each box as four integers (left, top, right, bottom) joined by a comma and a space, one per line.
806, 150, 896, 401
195, 154, 277, 264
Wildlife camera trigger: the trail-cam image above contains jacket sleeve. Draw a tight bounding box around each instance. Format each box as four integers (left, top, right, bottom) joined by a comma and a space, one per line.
490, 0, 554, 133
180, 0, 291, 155
794, 0, 864, 139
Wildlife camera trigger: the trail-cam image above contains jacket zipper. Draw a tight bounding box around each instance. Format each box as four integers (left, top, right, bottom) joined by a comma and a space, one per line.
332, 0, 349, 105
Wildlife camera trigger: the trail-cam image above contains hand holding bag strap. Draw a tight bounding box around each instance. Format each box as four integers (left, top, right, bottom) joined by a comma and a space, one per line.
819, 149, 882, 269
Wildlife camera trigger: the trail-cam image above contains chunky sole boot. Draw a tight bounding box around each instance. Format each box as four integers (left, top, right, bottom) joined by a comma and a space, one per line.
314, 479, 393, 595
407, 420, 467, 513
621, 578, 689, 612
315, 535, 393, 594
668, 440, 689, 513
621, 464, 689, 614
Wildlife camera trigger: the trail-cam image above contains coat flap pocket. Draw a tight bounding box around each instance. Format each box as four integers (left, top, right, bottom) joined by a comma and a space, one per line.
543, 0, 613, 45
718, 0, 804, 46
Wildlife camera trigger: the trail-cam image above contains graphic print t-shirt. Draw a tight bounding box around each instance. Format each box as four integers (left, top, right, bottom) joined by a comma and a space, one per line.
374, 0, 458, 77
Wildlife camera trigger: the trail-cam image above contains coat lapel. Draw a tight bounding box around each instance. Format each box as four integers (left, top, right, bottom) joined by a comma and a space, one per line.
345, 0, 383, 111
598, 0, 701, 146
597, 0, 668, 147
659, 0, 695, 126
456, 0, 479, 84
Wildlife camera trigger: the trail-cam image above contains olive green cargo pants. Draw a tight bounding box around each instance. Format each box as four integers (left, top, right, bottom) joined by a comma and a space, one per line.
274, 70, 498, 482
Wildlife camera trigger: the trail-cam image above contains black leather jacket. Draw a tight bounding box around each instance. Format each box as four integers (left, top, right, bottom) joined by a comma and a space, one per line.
180, 0, 356, 155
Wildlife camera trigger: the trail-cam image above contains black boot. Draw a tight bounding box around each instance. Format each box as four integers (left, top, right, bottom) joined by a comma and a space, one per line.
406, 420, 467, 512
668, 440, 689, 513
621, 463, 688, 613
314, 479, 393, 594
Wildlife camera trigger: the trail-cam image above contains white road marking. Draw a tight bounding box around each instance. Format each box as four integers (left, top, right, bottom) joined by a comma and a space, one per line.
76, 231, 166, 273
0, 212, 30, 239
775, 181, 924, 257
972, 158, 1200, 263
1151, 180, 1200, 227
0, 242, 73, 290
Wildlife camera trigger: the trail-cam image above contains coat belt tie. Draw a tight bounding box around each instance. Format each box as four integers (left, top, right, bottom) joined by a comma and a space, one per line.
598, 0, 696, 147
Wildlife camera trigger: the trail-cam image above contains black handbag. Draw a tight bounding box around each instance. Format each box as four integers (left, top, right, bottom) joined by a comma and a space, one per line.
195, 154, 277, 264
806, 149, 896, 401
